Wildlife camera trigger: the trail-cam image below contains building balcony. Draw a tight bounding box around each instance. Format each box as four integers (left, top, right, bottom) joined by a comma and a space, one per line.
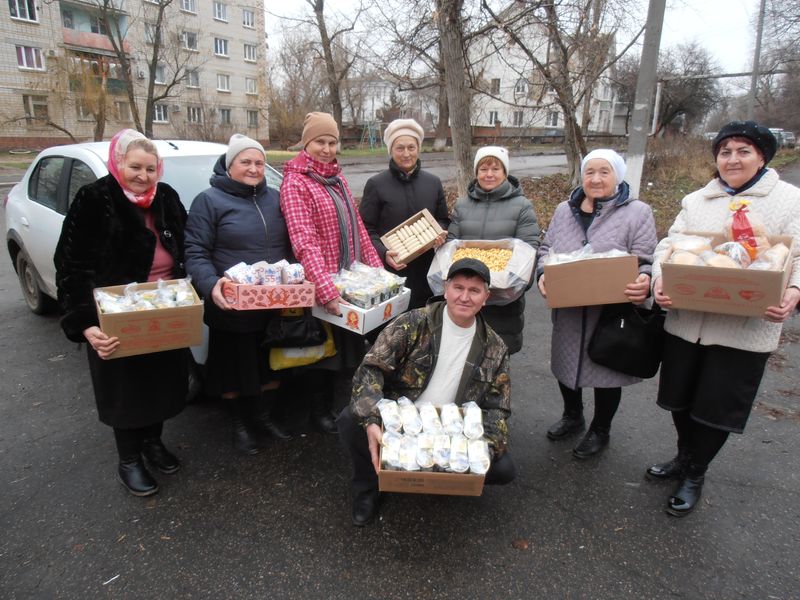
62, 28, 130, 54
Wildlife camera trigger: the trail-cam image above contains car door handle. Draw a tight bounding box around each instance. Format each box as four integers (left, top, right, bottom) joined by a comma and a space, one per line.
20, 217, 30, 228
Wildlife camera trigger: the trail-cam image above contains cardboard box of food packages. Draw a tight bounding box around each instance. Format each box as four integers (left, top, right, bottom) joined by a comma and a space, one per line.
380, 208, 445, 265
378, 464, 485, 496
221, 280, 315, 310
94, 279, 203, 359
543, 254, 638, 308
311, 287, 411, 334
661, 233, 794, 316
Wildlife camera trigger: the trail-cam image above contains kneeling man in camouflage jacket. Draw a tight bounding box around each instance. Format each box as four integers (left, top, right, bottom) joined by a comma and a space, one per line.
338, 258, 516, 526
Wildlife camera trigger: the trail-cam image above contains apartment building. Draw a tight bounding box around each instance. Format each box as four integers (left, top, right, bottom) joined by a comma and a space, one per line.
1, 0, 268, 149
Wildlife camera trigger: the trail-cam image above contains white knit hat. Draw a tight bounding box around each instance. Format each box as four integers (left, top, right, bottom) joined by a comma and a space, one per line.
383, 118, 424, 155
225, 134, 265, 170
581, 149, 626, 183
473, 146, 509, 175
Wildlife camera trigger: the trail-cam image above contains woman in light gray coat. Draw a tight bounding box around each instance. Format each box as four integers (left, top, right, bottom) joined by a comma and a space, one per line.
448, 146, 540, 354
536, 149, 657, 458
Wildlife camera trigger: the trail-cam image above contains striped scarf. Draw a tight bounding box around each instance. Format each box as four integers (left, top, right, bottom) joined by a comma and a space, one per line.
306, 171, 361, 270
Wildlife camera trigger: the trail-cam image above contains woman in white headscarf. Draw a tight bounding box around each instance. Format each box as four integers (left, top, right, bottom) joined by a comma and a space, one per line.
535, 149, 657, 459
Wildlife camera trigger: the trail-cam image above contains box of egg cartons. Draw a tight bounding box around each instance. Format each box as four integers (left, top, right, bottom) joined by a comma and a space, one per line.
380, 209, 445, 264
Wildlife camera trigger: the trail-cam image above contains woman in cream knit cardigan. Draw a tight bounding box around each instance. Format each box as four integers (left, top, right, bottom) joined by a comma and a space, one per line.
648, 121, 800, 518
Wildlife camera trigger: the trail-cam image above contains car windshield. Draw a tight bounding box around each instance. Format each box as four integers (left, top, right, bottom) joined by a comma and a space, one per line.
160, 155, 220, 210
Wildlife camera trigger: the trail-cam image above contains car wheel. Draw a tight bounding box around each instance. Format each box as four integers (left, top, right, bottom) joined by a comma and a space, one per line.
16, 251, 55, 315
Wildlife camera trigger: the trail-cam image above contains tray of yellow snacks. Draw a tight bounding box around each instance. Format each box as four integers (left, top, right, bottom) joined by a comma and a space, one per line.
426, 238, 536, 305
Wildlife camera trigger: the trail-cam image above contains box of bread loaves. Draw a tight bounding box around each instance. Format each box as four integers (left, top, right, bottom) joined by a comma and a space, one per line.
380, 208, 446, 265
661, 232, 794, 316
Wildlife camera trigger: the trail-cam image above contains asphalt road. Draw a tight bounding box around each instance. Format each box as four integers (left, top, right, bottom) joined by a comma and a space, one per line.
1, 168, 799, 599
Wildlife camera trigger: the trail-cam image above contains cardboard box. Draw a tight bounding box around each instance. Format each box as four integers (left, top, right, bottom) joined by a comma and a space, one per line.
221, 281, 315, 310
311, 287, 411, 334
543, 254, 638, 308
661, 234, 794, 316
379, 466, 485, 496
95, 280, 203, 359
380, 208, 445, 264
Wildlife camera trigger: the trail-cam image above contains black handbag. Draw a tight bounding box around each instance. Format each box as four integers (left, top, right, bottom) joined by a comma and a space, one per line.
262, 307, 327, 348
587, 303, 666, 379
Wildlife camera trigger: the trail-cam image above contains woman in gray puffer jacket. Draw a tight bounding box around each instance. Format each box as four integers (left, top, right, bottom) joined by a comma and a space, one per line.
448, 147, 541, 354
536, 149, 657, 459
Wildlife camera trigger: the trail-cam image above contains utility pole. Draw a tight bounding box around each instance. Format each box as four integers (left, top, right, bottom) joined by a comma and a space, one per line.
745, 0, 767, 120
625, 0, 666, 199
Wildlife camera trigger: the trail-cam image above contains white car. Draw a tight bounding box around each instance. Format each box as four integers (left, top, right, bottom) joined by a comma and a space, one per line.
4, 139, 284, 367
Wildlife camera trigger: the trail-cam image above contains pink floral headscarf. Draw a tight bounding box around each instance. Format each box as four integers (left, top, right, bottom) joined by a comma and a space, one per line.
107, 128, 164, 208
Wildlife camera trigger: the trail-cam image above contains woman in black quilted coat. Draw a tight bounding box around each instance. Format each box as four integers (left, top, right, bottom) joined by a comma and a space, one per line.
54, 129, 188, 498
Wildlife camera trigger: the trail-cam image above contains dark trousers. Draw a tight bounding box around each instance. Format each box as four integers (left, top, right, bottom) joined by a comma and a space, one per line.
113, 422, 163, 461
337, 405, 516, 494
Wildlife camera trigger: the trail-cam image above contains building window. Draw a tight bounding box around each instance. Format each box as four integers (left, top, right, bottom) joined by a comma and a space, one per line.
16, 46, 44, 71
247, 110, 258, 128
184, 69, 199, 87
214, 38, 228, 57
242, 8, 254, 28
182, 31, 197, 50
61, 9, 74, 28
187, 106, 202, 123
76, 101, 93, 121
90, 15, 107, 35
213, 1, 227, 21
115, 101, 131, 121
514, 78, 528, 95
490, 78, 500, 95
546, 111, 559, 127
153, 103, 169, 123
243, 44, 257, 62
512, 111, 523, 126
488, 111, 499, 125
180, 0, 196, 13
245, 77, 257, 95
153, 64, 166, 84
219, 108, 231, 125
145, 23, 162, 45
9, 0, 37, 21
216, 73, 230, 91
23, 94, 48, 122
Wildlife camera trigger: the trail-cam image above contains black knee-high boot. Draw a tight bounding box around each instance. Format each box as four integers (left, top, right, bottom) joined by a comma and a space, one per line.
231, 396, 259, 455
308, 371, 337, 434
114, 427, 158, 497
251, 389, 292, 441
546, 382, 585, 440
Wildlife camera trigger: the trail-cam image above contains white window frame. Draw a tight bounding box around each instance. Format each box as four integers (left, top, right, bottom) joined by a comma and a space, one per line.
180, 0, 196, 13
153, 64, 166, 85
512, 110, 523, 126
23, 94, 49, 122
187, 105, 202, 124
90, 15, 107, 34
61, 9, 74, 28
242, 8, 254, 28
243, 44, 257, 63
546, 111, 559, 127
219, 107, 231, 125
245, 77, 257, 95
145, 23, 161, 45
214, 38, 228, 57
213, 1, 227, 22
115, 101, 131, 122
181, 31, 198, 51
16, 46, 44, 71
490, 78, 500, 95
488, 110, 499, 125
153, 103, 169, 123
10, 0, 38, 22
184, 69, 200, 88
247, 109, 258, 128
514, 78, 528, 95
76, 101, 94, 121
216, 73, 230, 92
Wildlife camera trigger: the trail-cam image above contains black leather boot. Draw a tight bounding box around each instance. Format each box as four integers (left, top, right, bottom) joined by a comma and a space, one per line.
251, 393, 292, 441
310, 393, 337, 435
142, 437, 181, 474
646, 448, 690, 481
352, 489, 381, 527
666, 464, 706, 517
232, 397, 259, 455
118, 457, 159, 497
572, 427, 610, 459
546, 411, 585, 440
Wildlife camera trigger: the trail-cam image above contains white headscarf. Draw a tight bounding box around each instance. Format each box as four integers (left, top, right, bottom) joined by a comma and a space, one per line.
580, 149, 626, 186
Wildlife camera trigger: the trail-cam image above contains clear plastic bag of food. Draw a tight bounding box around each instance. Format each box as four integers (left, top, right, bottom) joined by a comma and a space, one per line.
440, 403, 463, 435
448, 434, 470, 473
418, 403, 443, 434
415, 432, 435, 469
462, 401, 484, 440
380, 429, 403, 469
397, 396, 422, 435
749, 243, 790, 271
667, 249, 706, 266
670, 234, 713, 255
398, 435, 420, 471
468, 439, 491, 475
376, 398, 402, 432
173, 278, 196, 306
433, 434, 451, 469
699, 250, 740, 269
224, 261, 256, 283
281, 263, 305, 284
713, 241, 752, 268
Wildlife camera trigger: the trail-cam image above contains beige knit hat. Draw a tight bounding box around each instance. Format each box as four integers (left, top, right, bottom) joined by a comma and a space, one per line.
383, 118, 424, 155
225, 134, 265, 170
300, 112, 339, 149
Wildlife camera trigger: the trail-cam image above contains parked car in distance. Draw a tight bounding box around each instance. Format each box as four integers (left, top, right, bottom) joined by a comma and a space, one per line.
4, 140, 284, 367
782, 131, 796, 148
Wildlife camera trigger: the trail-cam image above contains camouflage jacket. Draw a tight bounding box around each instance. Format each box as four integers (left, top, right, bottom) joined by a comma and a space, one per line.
350, 301, 511, 455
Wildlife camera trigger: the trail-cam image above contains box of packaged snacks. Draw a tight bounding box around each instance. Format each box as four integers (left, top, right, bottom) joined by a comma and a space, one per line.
93, 278, 203, 359
380, 208, 445, 265
221, 260, 315, 310
376, 398, 487, 496
311, 263, 411, 334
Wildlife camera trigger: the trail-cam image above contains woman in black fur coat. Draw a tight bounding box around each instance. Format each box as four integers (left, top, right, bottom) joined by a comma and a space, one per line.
54, 129, 188, 497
